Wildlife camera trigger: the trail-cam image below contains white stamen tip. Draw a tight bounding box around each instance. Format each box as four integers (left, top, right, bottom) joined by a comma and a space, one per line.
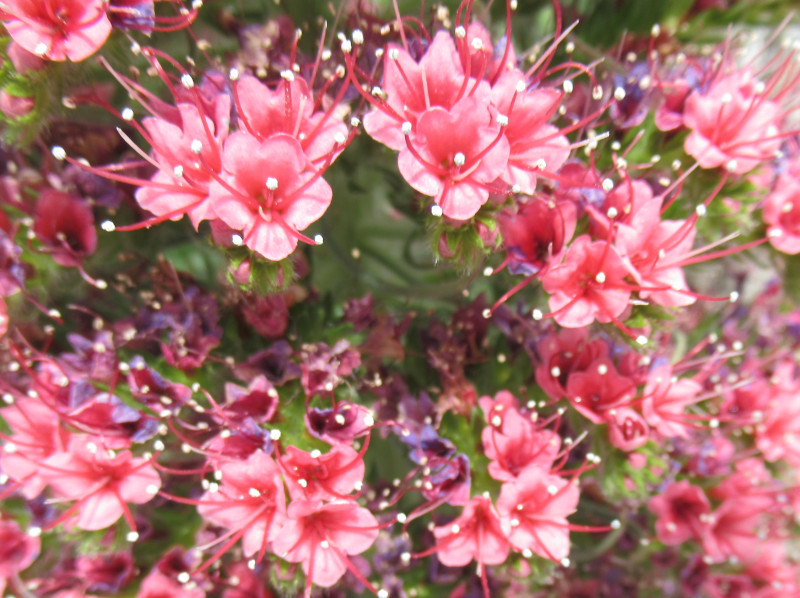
177, 572, 191, 583
352, 29, 364, 45
651, 24, 661, 37
729, 291, 739, 302
190, 140, 203, 154
396, 513, 407, 523
269, 429, 281, 440
532, 308, 543, 320
695, 204, 707, 216
126, 531, 139, 542
280, 69, 295, 81
453, 152, 466, 167
496, 114, 509, 126
595, 272, 606, 284
310, 449, 322, 459
231, 234, 243, 246
52, 146, 66, 161
314, 234, 324, 245
636, 335, 648, 346
431, 205, 443, 217
266, 177, 278, 190
614, 87, 626, 101
229, 67, 239, 81
607, 207, 618, 218
602, 178, 614, 192
561, 558, 571, 567
101, 220, 116, 232
611, 519, 621, 529
181, 74, 195, 89
562, 80, 574, 94
121, 107, 134, 121
455, 26, 466, 38
248, 488, 261, 497
28, 526, 42, 537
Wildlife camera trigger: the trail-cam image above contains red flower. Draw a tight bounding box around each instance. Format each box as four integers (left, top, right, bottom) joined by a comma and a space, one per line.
0, 518, 40, 596
2, 0, 112, 62
763, 163, 800, 254
33, 190, 97, 268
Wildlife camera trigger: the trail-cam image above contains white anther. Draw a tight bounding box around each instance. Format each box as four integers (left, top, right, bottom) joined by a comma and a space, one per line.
431, 205, 443, 217
611, 519, 621, 529
455, 26, 466, 38
565, 41, 575, 53
547, 485, 558, 495
248, 488, 262, 498
595, 272, 606, 284
695, 204, 707, 216
126, 531, 139, 542
532, 308, 543, 320
280, 69, 295, 81
496, 114, 509, 126
310, 449, 322, 459
190, 139, 203, 154
451, 524, 461, 534
397, 512, 407, 523
334, 413, 346, 425
378, 590, 389, 598
101, 220, 116, 232
177, 572, 191, 584
229, 67, 239, 81
266, 177, 278, 190
350, 117, 361, 128
562, 80, 574, 94
709, 418, 719, 429
28, 526, 42, 537
120, 107, 135, 121
636, 335, 648, 345
364, 413, 375, 426
483, 266, 494, 277
52, 146, 67, 161
181, 74, 195, 89
269, 429, 281, 441
729, 291, 739, 303
231, 234, 243, 246
602, 178, 614, 192
720, 92, 732, 104
482, 308, 492, 319
334, 132, 346, 144
314, 234, 324, 245
471, 38, 484, 51
592, 85, 603, 100
651, 23, 661, 36
491, 415, 502, 427
561, 558, 570, 567
598, 364, 608, 375
607, 206, 618, 218
453, 152, 466, 167
401, 121, 412, 135
671, 159, 681, 171
153, 440, 165, 451
298, 478, 308, 488
352, 29, 364, 45
725, 160, 738, 172
614, 87, 626, 101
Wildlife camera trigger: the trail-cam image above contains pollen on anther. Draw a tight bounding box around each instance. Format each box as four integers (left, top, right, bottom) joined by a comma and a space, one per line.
266, 177, 279, 190
190, 140, 203, 154
101, 220, 116, 232
431, 205, 443, 217
595, 272, 606, 284
52, 146, 67, 161
314, 234, 324, 245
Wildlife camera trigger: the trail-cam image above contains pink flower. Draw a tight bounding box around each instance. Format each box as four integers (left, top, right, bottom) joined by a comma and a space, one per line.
648, 480, 711, 546
763, 165, 800, 254
362, 31, 489, 151
233, 74, 347, 165
137, 570, 205, 598
491, 70, 570, 194
40, 434, 161, 531
540, 236, 633, 328
496, 465, 579, 561
196, 450, 286, 560
480, 391, 560, 481
0, 518, 40, 596
137, 98, 231, 229
278, 444, 365, 501
2, 0, 112, 62
606, 407, 649, 451
431, 495, 510, 569
0, 396, 69, 498
641, 366, 702, 439
398, 97, 509, 220
209, 132, 332, 261
683, 70, 781, 173
272, 499, 379, 592
565, 358, 636, 424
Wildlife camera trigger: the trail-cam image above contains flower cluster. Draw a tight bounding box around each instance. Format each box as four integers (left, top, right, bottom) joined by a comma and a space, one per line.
2, 0, 800, 597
